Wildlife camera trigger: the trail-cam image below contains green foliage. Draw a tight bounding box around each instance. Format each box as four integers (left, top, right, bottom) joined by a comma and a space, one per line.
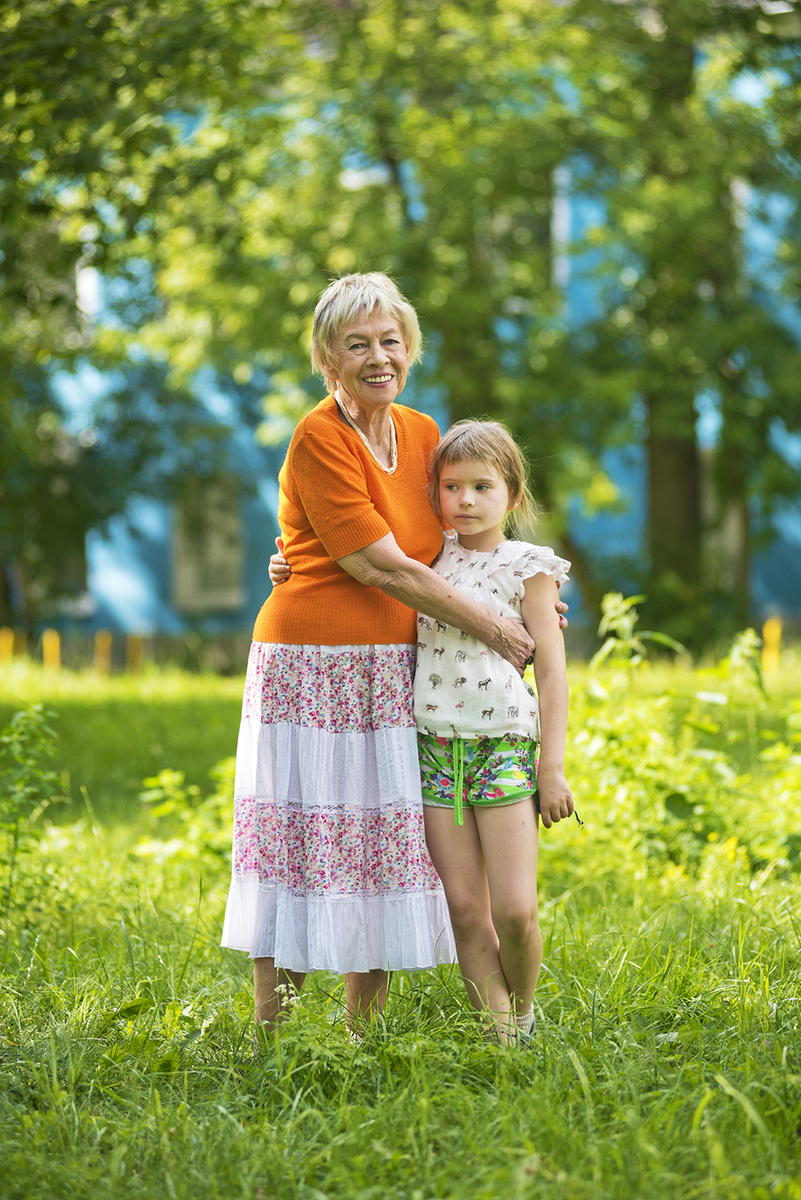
566, 1, 801, 633
726, 627, 768, 698
137, 759, 235, 867
2, 1, 800, 630
1, 661, 801, 1195
0, 704, 64, 917
0, 661, 244, 824
590, 592, 686, 668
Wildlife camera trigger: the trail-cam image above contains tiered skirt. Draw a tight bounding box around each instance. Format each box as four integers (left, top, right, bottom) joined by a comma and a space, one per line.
220, 641, 456, 973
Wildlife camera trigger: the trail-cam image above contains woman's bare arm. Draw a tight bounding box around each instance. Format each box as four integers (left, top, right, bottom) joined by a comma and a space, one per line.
337, 533, 535, 671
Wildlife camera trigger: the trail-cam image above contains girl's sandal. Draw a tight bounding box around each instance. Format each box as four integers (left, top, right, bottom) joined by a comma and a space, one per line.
513, 1006, 535, 1046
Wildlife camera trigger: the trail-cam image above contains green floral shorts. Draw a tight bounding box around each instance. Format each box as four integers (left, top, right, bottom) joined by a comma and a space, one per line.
417, 732, 537, 812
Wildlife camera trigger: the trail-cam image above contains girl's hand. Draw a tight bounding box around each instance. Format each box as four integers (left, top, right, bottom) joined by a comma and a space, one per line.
269, 537, 291, 587
536, 764, 574, 829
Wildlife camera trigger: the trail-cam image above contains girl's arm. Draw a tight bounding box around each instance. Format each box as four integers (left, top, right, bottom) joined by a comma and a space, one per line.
520, 572, 574, 829
338, 533, 535, 671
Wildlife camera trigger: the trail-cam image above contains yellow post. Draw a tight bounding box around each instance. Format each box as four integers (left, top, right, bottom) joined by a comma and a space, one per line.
0, 627, 13, 663
126, 634, 143, 673
95, 629, 112, 674
42, 628, 61, 670
762, 615, 782, 673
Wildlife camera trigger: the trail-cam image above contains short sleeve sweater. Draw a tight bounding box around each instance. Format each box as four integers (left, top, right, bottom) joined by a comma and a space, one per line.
413, 533, 571, 740
253, 396, 443, 646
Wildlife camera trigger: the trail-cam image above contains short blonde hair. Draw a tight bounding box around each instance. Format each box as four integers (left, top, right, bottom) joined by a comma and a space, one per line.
429, 419, 540, 537
311, 272, 423, 375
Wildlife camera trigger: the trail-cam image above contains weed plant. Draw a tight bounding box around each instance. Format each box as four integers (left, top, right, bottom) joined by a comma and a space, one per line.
1, 651, 800, 1198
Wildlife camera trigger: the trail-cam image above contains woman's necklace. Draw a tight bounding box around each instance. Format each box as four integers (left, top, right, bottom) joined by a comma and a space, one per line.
334, 389, 397, 474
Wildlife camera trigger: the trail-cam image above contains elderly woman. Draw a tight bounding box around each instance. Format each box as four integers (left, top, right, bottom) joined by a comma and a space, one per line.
221, 272, 541, 1035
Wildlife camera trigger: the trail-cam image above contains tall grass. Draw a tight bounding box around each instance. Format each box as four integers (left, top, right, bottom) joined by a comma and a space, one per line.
1, 655, 800, 1198
0, 663, 243, 822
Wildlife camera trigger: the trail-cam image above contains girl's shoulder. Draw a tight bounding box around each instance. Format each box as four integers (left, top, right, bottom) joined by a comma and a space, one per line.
492, 540, 571, 585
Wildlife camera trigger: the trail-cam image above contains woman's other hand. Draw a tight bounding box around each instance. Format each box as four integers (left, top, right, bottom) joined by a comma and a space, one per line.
269, 537, 291, 587
337, 532, 534, 673
488, 616, 536, 674
556, 583, 568, 629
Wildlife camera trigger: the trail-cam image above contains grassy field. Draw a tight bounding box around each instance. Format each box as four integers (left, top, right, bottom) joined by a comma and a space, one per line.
0, 664, 244, 823
1, 652, 801, 1199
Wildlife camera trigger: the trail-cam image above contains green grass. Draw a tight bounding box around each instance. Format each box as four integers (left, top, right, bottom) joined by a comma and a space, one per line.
1, 656, 801, 1198
0, 663, 244, 822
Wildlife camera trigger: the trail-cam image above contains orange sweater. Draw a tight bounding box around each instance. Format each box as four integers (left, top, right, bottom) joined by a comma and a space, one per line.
253, 396, 443, 646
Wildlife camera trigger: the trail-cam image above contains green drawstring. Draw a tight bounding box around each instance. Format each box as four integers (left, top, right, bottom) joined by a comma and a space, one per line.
453, 736, 465, 827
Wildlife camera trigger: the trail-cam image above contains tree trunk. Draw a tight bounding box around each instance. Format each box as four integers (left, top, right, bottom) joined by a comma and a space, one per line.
646, 397, 702, 591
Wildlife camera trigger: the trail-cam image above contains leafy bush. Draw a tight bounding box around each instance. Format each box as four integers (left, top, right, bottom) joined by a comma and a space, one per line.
547, 628, 801, 899
136, 759, 236, 868
0, 704, 65, 918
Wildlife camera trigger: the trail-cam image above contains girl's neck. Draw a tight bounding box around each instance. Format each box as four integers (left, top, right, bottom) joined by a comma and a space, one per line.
455, 529, 507, 553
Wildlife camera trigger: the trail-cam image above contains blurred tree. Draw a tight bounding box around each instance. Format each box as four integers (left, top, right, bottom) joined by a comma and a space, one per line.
2, 0, 799, 638
0, 0, 273, 624
567, 0, 801, 640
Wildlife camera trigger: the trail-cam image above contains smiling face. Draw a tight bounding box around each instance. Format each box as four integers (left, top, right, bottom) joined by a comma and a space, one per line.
438, 458, 519, 552
327, 308, 410, 412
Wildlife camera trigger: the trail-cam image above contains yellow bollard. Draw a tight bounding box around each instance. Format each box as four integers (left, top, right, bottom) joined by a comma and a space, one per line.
762, 615, 782, 673
42, 628, 61, 670
95, 629, 112, 674
0, 627, 13, 663
126, 634, 143, 673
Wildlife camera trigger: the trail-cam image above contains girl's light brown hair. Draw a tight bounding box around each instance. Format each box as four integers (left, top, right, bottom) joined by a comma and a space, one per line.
429, 419, 540, 537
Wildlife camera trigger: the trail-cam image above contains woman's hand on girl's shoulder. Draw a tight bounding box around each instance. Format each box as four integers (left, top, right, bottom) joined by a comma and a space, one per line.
556, 580, 568, 628
269, 537, 291, 587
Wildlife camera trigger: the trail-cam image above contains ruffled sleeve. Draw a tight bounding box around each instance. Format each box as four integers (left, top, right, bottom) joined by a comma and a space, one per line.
517, 543, 571, 587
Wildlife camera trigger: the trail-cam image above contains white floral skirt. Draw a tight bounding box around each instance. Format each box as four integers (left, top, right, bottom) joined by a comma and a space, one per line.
220, 642, 456, 973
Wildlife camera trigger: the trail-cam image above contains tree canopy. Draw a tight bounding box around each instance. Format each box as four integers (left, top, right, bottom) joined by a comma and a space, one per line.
2, 0, 800, 639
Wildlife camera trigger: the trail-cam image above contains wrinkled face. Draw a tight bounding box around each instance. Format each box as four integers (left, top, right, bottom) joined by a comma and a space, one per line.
328, 308, 410, 410
438, 458, 517, 550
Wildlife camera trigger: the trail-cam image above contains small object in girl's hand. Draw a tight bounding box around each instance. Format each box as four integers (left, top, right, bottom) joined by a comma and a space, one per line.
535, 800, 584, 827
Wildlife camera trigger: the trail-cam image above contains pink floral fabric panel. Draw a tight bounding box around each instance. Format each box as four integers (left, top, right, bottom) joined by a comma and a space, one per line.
232, 799, 441, 896
242, 643, 416, 733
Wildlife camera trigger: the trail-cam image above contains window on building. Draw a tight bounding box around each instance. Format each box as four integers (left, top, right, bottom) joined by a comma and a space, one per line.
172, 476, 244, 613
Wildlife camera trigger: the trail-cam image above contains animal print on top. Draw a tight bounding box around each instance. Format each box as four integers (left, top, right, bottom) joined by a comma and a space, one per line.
413, 534, 570, 740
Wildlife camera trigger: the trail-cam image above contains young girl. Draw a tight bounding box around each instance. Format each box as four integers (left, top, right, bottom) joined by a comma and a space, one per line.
415, 420, 574, 1044
268, 419, 575, 1042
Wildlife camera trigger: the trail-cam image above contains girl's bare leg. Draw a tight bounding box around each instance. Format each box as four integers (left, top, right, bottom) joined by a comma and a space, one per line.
424, 806, 514, 1036
253, 957, 306, 1032
474, 797, 541, 1017
344, 969, 389, 1033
